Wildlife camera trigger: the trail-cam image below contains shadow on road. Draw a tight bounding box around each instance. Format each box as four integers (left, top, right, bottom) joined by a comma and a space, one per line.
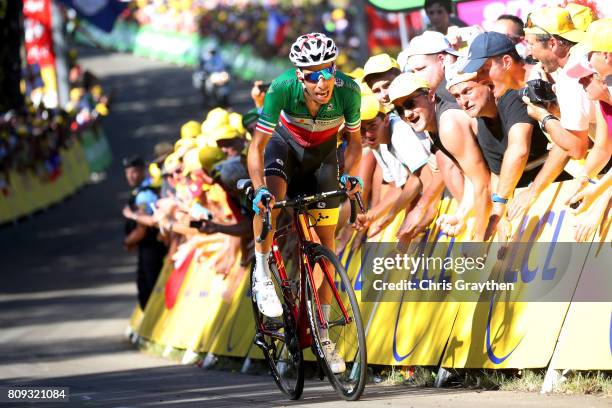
0, 364, 469, 408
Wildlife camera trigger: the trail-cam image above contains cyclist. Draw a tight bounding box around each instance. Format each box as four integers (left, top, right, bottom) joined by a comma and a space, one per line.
247, 33, 362, 373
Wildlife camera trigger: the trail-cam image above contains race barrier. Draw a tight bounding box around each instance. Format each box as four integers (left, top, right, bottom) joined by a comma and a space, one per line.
0, 126, 112, 225
77, 21, 292, 82
127, 178, 611, 372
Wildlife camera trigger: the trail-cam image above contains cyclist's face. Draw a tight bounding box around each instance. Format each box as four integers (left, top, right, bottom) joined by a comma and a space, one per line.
300, 62, 335, 104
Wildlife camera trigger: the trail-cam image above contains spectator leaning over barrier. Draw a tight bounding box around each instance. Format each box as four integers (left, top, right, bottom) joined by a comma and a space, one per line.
466, 31, 527, 97
122, 156, 168, 310
564, 18, 612, 241
510, 6, 595, 219
398, 31, 466, 204
447, 34, 550, 240
360, 54, 443, 237
389, 73, 492, 241
353, 94, 412, 236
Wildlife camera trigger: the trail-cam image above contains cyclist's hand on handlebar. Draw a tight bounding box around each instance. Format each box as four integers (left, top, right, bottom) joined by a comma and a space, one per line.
340, 174, 363, 199
252, 186, 275, 215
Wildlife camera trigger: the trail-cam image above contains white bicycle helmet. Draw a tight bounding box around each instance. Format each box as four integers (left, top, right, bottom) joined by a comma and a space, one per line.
289, 33, 338, 67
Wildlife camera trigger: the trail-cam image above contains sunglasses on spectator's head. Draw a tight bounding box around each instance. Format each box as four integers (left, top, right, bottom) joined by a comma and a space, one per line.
394, 91, 428, 115
525, 13, 553, 37
301, 64, 336, 83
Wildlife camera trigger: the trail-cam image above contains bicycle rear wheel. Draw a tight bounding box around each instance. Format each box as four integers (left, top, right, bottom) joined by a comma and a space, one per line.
304, 244, 367, 400
250, 260, 304, 400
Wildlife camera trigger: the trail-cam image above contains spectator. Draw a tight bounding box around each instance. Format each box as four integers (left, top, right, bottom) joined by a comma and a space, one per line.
492, 14, 525, 46
423, 0, 466, 35
448, 34, 550, 239
510, 6, 595, 220
397, 32, 465, 205
361, 54, 443, 237
465, 31, 526, 96
122, 156, 167, 310
389, 73, 492, 240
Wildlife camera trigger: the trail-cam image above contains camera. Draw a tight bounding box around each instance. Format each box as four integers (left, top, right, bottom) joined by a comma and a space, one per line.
519, 79, 557, 106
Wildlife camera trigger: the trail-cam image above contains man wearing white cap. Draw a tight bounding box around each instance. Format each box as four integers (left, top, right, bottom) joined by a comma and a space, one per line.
397, 31, 466, 203
397, 31, 462, 103
388, 73, 491, 241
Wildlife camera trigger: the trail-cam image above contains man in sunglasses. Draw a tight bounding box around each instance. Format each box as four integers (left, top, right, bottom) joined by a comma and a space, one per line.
389, 73, 492, 241
247, 32, 362, 373
360, 53, 447, 241
508, 6, 594, 220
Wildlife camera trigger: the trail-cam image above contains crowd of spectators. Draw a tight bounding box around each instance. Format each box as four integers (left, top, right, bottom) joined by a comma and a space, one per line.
122, 1, 611, 310
122, 0, 361, 69
0, 50, 110, 197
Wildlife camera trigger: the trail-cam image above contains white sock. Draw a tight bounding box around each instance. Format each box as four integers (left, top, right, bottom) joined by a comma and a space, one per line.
253, 251, 271, 283
320, 304, 331, 339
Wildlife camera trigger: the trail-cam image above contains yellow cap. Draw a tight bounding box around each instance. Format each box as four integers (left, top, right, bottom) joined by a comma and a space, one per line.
148, 162, 162, 187
198, 145, 225, 173
363, 54, 400, 83
181, 120, 201, 139
201, 107, 229, 133
525, 7, 585, 43
581, 18, 612, 53
95, 103, 109, 116
210, 124, 243, 144
360, 94, 384, 121
347, 67, 365, 80
174, 138, 197, 157
228, 112, 246, 136
163, 153, 180, 174
565, 3, 597, 32
183, 148, 203, 175
388, 73, 431, 104
359, 81, 374, 96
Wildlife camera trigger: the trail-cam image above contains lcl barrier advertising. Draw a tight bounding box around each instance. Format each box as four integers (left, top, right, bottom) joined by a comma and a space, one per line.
129, 179, 611, 371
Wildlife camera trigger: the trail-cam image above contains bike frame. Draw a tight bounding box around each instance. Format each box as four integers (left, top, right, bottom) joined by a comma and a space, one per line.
257, 208, 352, 351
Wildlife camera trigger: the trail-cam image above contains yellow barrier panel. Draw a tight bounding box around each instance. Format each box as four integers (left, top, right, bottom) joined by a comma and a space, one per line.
441, 180, 608, 369
0, 142, 90, 224
128, 179, 610, 370
549, 235, 612, 370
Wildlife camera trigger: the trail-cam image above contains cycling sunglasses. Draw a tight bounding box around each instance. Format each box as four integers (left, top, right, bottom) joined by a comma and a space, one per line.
301, 64, 336, 83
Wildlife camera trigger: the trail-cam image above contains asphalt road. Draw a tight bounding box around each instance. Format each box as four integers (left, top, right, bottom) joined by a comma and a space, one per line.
0, 48, 609, 408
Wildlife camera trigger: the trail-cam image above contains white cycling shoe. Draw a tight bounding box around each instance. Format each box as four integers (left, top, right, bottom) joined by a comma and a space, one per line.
253, 278, 283, 318
321, 339, 346, 374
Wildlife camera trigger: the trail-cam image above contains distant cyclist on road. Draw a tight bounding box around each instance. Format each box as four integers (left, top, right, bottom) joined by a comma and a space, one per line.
247, 32, 362, 373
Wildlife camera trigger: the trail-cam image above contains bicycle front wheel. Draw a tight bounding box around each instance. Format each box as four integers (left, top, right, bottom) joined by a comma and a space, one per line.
305, 244, 367, 400
250, 262, 304, 400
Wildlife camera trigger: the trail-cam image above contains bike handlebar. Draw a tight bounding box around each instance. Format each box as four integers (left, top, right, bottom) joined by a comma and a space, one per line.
237, 179, 366, 242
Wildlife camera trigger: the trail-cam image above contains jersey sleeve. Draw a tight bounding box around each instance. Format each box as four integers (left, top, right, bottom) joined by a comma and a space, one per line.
343, 84, 361, 132
256, 77, 288, 135
135, 190, 158, 215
